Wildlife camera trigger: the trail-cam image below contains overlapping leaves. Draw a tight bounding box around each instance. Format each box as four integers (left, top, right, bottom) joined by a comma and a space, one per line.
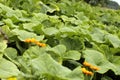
0, 0, 120, 80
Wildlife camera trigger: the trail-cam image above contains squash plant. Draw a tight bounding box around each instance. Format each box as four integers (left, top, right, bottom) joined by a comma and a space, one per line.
0, 0, 120, 80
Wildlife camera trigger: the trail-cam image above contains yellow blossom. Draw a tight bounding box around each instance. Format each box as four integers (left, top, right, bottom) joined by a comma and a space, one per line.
24, 38, 31, 43
83, 61, 91, 67
7, 77, 17, 80
83, 61, 100, 71
30, 38, 36, 43
39, 43, 46, 47
24, 38, 46, 47
81, 68, 93, 76
90, 66, 100, 71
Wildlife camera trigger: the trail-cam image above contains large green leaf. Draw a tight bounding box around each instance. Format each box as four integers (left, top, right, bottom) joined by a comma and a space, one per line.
3, 19, 19, 28
89, 28, 105, 43
4, 48, 17, 60
0, 3, 13, 13
12, 29, 44, 41
83, 49, 117, 74
0, 41, 7, 53
23, 46, 46, 59
4, 47, 20, 66
22, 46, 84, 80
39, 1, 59, 13
31, 13, 48, 23
0, 58, 20, 78
23, 22, 39, 31
0, 3, 27, 22
32, 24, 44, 34
22, 46, 71, 79
42, 27, 59, 36
66, 67, 84, 80
63, 50, 81, 60
47, 45, 66, 56
106, 34, 120, 48
0, 41, 7, 58
1, 25, 15, 38
110, 56, 120, 75
59, 27, 76, 36
60, 37, 84, 50
74, 12, 89, 21
31, 54, 71, 79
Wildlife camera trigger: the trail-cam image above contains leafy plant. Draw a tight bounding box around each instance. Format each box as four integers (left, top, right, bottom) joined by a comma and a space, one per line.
0, 0, 120, 80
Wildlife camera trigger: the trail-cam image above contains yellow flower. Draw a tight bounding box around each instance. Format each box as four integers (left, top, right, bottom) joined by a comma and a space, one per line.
7, 77, 17, 80
34, 41, 40, 45
24, 38, 36, 43
35, 41, 46, 47
90, 66, 100, 71
83, 61, 91, 67
24, 38, 46, 47
30, 38, 36, 43
83, 61, 100, 71
40, 43, 46, 47
85, 70, 93, 75
81, 68, 93, 76
24, 38, 31, 43
81, 68, 86, 73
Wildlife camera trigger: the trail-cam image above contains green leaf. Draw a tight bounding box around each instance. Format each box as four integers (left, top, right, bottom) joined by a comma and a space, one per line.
0, 3, 13, 13
31, 54, 71, 79
60, 27, 75, 33
31, 13, 48, 23
4, 47, 20, 66
12, 29, 44, 41
3, 19, 18, 28
58, 26, 77, 38
0, 58, 20, 78
39, 1, 59, 13
60, 15, 73, 22
66, 67, 84, 80
63, 50, 81, 60
1, 25, 14, 38
90, 28, 105, 43
43, 27, 59, 36
23, 46, 47, 59
74, 12, 89, 21
0, 4, 24, 22
0, 40, 7, 59
6, 9, 22, 18
32, 24, 44, 34
83, 49, 117, 74
49, 45, 66, 56
23, 23, 37, 31
0, 41, 7, 52
106, 34, 120, 48
60, 37, 84, 50
4, 48, 17, 60
23, 46, 72, 79
110, 56, 120, 75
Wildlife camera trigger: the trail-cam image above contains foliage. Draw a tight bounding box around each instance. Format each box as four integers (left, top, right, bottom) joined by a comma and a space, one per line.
0, 0, 120, 80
